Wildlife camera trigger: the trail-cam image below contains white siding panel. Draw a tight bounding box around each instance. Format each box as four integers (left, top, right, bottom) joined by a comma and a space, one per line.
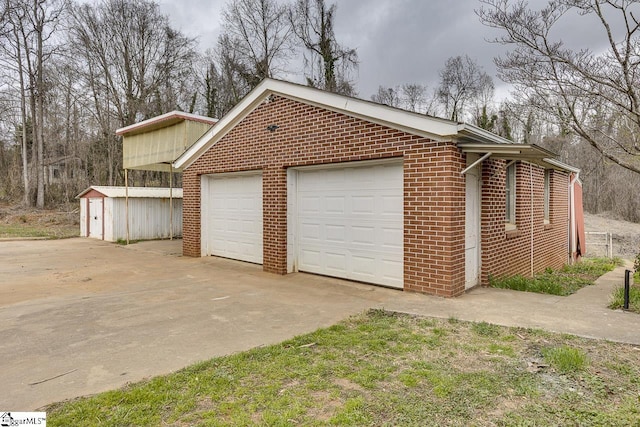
104, 198, 114, 241
111, 198, 183, 242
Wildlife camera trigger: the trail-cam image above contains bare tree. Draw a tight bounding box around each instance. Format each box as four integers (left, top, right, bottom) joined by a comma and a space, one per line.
0, 0, 30, 205
478, 0, 640, 175
290, 0, 358, 94
221, 0, 293, 88
401, 83, 427, 113
69, 0, 198, 185
437, 55, 494, 122
0, 0, 65, 207
371, 85, 400, 107
211, 35, 254, 114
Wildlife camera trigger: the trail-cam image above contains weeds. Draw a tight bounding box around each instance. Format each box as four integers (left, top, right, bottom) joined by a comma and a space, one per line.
609, 285, 640, 313
608, 253, 640, 313
490, 257, 622, 296
542, 346, 589, 374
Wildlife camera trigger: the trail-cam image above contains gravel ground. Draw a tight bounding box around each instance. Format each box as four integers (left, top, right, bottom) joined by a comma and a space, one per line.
584, 212, 640, 259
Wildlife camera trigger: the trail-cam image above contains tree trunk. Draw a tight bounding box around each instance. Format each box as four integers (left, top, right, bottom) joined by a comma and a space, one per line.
14, 27, 31, 207
35, 0, 45, 209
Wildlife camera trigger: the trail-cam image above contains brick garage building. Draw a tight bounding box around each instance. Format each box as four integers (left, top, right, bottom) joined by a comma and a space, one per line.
174, 79, 582, 297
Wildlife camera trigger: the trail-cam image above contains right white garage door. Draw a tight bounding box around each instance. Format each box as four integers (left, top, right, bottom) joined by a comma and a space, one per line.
296, 162, 403, 288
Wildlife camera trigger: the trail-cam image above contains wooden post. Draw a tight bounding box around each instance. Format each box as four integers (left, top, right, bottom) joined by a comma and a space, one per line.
125, 168, 130, 245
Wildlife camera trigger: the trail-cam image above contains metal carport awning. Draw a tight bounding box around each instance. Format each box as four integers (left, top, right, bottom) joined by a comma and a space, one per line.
457, 143, 561, 175
115, 111, 218, 243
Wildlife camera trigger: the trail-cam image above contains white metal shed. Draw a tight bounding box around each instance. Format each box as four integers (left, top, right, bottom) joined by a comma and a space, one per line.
77, 186, 183, 242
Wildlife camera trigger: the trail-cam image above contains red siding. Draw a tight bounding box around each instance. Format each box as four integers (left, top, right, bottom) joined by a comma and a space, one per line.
79, 189, 107, 199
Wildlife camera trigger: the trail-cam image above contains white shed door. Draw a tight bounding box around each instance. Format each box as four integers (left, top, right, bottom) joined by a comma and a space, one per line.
201, 173, 263, 264
88, 198, 103, 239
296, 162, 403, 288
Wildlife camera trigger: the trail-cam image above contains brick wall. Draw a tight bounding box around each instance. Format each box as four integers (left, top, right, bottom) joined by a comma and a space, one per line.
480, 159, 569, 285
183, 95, 466, 296
182, 94, 569, 297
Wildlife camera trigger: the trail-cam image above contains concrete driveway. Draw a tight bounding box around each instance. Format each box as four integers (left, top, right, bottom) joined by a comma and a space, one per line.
1, 238, 638, 410
0, 238, 418, 410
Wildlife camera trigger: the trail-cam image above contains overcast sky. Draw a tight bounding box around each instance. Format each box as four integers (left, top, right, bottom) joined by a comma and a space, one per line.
157, 0, 609, 102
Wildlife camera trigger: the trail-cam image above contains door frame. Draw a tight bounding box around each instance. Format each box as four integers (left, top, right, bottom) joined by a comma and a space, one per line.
464, 154, 482, 290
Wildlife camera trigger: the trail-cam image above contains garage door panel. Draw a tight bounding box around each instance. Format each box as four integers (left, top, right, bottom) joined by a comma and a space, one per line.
352, 226, 375, 245
382, 227, 403, 248
296, 162, 403, 288
202, 173, 263, 264
352, 255, 376, 275
325, 196, 345, 213
352, 196, 375, 214
300, 249, 321, 268
382, 195, 403, 215
325, 224, 346, 242
300, 222, 321, 240
325, 252, 347, 271
300, 196, 321, 214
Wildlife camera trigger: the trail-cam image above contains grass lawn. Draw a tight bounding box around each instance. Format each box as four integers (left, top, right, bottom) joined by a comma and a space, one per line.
489, 257, 623, 296
47, 310, 640, 426
0, 208, 78, 239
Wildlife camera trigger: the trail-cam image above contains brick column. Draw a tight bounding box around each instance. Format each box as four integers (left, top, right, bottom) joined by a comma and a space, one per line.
182, 170, 201, 257
262, 167, 288, 274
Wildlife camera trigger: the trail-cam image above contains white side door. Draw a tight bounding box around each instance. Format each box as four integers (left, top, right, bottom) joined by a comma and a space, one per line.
88, 198, 103, 239
465, 154, 481, 290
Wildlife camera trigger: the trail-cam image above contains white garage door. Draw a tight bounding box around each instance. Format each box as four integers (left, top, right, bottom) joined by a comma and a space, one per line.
296, 162, 403, 288
201, 172, 263, 264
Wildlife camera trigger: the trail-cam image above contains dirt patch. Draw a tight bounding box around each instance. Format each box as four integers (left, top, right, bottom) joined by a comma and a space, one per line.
584, 212, 640, 258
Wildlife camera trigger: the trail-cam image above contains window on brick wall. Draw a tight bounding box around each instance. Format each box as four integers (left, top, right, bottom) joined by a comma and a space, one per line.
544, 169, 551, 223
505, 163, 516, 228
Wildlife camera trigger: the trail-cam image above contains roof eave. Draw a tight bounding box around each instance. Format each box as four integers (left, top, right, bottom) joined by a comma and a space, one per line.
456, 123, 518, 145
458, 142, 557, 161
541, 158, 581, 173
116, 111, 218, 136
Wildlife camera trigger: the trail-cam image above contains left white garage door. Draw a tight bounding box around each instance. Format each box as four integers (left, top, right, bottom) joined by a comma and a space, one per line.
201, 172, 263, 264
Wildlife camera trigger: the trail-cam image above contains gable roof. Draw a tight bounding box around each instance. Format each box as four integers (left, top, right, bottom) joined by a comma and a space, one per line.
173, 78, 576, 173
76, 186, 183, 199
